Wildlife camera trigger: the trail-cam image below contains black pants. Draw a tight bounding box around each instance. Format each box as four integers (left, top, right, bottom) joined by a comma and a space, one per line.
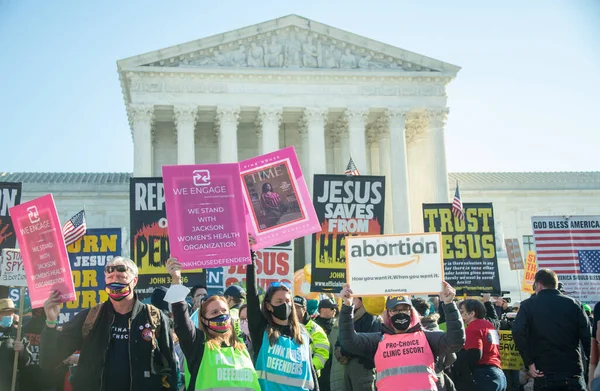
533, 375, 586, 391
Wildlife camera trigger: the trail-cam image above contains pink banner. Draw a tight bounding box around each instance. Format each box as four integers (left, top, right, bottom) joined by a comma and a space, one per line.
162, 163, 251, 269
240, 146, 320, 250
9, 194, 75, 308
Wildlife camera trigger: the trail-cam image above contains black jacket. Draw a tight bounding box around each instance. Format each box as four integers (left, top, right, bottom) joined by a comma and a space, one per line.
40, 297, 177, 391
337, 307, 381, 369
512, 289, 591, 377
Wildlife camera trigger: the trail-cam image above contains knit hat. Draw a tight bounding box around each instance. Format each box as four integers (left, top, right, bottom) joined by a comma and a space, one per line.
307, 299, 319, 316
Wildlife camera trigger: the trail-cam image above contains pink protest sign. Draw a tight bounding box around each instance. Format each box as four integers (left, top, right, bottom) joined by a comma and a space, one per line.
162, 163, 251, 269
9, 194, 75, 308
240, 146, 320, 250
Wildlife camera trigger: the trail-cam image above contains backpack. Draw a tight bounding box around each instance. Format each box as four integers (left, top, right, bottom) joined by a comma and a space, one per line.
81, 302, 162, 340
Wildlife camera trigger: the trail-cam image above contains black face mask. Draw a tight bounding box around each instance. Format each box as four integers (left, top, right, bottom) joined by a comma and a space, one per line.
391, 313, 411, 331
270, 302, 292, 321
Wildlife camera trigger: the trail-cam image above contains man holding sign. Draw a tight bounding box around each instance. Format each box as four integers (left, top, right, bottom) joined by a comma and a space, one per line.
39, 256, 177, 391
337, 282, 465, 391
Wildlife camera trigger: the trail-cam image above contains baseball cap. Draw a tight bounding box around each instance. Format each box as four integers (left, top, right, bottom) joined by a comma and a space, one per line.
386, 296, 413, 310
318, 299, 337, 311
224, 285, 246, 299
0, 298, 17, 313
293, 296, 307, 308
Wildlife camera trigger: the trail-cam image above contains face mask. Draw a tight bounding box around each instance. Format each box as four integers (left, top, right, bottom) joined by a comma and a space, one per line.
270, 302, 292, 321
391, 313, 411, 331
0, 316, 13, 328
240, 319, 249, 336
105, 282, 132, 301
203, 314, 231, 334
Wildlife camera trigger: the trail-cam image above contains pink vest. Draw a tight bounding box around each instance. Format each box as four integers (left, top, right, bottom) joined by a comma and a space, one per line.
374, 331, 438, 391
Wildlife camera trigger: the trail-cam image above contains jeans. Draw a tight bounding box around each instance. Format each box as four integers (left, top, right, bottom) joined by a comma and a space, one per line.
533, 375, 586, 391
473, 365, 508, 391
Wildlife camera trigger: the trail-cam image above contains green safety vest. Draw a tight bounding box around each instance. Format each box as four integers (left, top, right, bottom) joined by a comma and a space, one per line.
188, 343, 260, 391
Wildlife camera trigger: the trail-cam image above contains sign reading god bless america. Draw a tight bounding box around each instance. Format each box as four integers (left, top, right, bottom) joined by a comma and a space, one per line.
346, 233, 444, 296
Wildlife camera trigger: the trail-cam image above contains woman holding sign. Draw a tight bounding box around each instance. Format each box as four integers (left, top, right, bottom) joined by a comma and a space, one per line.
337, 282, 465, 391
245, 240, 319, 390
166, 258, 260, 391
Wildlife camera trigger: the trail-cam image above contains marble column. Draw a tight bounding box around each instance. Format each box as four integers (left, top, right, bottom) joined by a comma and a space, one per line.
344, 108, 369, 175
375, 119, 393, 234
300, 107, 328, 266
406, 113, 433, 232
386, 109, 411, 233
427, 108, 450, 202
367, 127, 380, 176
174, 105, 198, 165
336, 122, 350, 173
129, 103, 154, 177
331, 131, 341, 174
215, 106, 240, 163
258, 107, 282, 154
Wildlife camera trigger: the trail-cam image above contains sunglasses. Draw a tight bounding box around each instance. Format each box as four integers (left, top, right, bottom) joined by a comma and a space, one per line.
268, 281, 292, 290
104, 265, 129, 274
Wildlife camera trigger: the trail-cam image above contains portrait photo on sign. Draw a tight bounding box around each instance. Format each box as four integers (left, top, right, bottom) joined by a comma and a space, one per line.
242, 160, 305, 232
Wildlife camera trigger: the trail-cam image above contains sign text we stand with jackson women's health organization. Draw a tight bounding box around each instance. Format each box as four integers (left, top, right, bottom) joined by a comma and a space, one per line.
162, 164, 251, 269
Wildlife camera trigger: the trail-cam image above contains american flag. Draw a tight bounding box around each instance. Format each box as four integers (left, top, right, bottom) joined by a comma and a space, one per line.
62, 210, 87, 246
451, 184, 464, 220
344, 157, 360, 176
533, 218, 600, 274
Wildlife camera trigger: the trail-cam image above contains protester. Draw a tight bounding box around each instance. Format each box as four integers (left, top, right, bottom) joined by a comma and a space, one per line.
313, 299, 341, 391
338, 282, 465, 391
40, 256, 177, 391
336, 295, 381, 391
190, 284, 208, 312
454, 299, 506, 391
512, 269, 590, 391
238, 303, 253, 357
16, 306, 55, 391
224, 284, 246, 336
0, 298, 26, 391
246, 245, 319, 390
294, 295, 330, 373
166, 258, 260, 390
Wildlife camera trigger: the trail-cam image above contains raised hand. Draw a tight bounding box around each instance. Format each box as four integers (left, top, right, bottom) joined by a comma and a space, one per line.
339, 283, 353, 306
43, 291, 61, 326
166, 258, 182, 285
440, 281, 456, 304
248, 234, 257, 247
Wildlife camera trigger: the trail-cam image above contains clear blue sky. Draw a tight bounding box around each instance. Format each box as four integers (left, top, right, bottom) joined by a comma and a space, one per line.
1, 0, 598, 173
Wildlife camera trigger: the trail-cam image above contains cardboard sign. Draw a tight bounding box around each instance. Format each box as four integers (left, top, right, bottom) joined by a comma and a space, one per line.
522, 251, 537, 294
498, 330, 524, 370
240, 147, 319, 250
162, 164, 250, 269
346, 233, 444, 296
423, 203, 501, 294
224, 241, 294, 293
0, 249, 26, 287
0, 182, 22, 252
505, 238, 524, 270
9, 194, 75, 308
311, 175, 386, 293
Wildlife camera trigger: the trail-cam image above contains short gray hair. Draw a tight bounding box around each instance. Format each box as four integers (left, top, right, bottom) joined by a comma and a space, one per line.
107, 256, 139, 276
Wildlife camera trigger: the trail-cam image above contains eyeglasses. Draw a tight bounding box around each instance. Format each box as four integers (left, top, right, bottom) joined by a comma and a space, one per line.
389, 308, 411, 315
105, 265, 129, 274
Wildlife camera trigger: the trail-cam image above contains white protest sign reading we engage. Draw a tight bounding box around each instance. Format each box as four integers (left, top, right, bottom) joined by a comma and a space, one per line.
1, 249, 27, 287
346, 233, 444, 296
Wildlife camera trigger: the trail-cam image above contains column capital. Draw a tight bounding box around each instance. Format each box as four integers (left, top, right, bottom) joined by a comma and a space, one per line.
215, 106, 240, 127
173, 105, 198, 127
426, 107, 449, 129
406, 112, 429, 143
128, 103, 155, 124
384, 108, 410, 123
343, 108, 369, 125
297, 120, 309, 139
366, 125, 379, 146
257, 107, 283, 126
301, 107, 328, 126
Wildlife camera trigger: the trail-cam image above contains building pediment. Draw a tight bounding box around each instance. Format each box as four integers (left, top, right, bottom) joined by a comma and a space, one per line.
117, 15, 460, 75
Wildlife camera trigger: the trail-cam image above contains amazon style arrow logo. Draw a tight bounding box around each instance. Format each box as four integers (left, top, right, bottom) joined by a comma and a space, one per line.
193, 170, 211, 186
367, 254, 421, 268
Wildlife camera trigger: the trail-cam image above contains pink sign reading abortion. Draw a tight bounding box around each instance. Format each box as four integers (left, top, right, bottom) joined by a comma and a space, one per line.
162, 163, 251, 269
240, 146, 321, 250
9, 194, 75, 308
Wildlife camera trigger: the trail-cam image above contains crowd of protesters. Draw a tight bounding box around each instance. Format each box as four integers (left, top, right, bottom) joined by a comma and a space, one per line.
1, 235, 600, 391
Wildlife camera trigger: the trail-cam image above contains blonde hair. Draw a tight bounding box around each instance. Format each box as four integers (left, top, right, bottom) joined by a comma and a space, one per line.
199, 295, 245, 351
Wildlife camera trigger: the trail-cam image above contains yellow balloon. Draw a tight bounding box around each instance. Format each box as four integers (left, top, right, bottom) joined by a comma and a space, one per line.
362, 296, 387, 316
303, 264, 312, 284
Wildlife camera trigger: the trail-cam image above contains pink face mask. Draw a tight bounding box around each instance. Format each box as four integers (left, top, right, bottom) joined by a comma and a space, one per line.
240, 319, 249, 336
